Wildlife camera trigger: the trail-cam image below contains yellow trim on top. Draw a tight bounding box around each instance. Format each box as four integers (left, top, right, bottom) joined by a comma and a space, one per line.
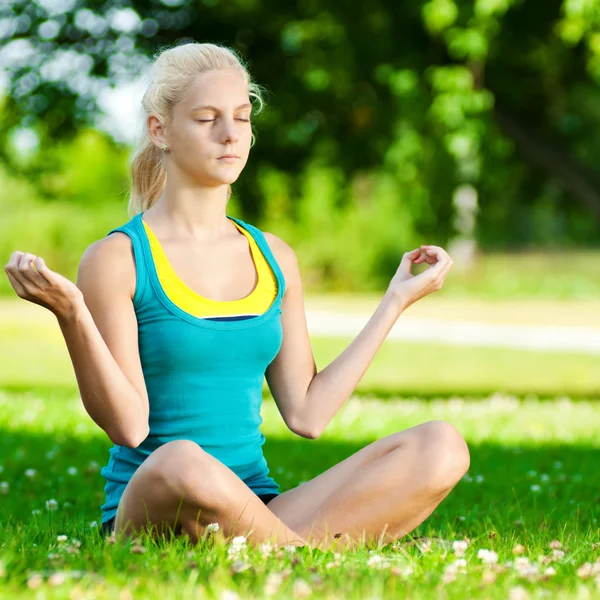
142, 219, 277, 318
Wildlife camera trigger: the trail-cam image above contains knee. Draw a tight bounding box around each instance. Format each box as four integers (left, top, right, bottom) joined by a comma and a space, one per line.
416, 420, 470, 491
148, 440, 223, 506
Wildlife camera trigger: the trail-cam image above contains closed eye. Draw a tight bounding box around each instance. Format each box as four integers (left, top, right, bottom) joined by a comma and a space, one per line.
196, 118, 251, 123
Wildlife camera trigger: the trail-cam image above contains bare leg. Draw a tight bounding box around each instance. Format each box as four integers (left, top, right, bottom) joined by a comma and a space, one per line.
112, 440, 309, 547
268, 421, 470, 551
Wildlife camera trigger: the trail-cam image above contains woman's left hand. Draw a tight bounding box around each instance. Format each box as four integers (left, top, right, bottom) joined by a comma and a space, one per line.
386, 244, 454, 311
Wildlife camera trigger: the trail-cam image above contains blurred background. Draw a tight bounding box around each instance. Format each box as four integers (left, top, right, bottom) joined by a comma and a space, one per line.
0, 0, 599, 399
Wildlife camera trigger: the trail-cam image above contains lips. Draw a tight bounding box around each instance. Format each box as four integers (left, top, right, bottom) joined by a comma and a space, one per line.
218, 155, 239, 159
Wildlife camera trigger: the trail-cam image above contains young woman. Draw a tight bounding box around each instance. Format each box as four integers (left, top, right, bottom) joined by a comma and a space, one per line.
4, 42, 469, 551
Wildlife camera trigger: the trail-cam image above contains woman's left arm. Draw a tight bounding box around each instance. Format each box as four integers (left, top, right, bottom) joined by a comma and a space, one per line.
264, 233, 407, 439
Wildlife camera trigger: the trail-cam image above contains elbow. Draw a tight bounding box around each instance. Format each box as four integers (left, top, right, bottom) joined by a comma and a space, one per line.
110, 424, 149, 449
290, 418, 322, 440
302, 429, 322, 440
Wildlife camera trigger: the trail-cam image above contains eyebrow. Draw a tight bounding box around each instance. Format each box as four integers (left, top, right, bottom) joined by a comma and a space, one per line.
190, 103, 252, 112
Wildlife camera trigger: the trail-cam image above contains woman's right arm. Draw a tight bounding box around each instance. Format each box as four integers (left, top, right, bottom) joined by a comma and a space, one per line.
66, 233, 150, 447
4, 234, 150, 448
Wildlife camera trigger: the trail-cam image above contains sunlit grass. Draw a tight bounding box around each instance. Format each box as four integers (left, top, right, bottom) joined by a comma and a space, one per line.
0, 389, 599, 598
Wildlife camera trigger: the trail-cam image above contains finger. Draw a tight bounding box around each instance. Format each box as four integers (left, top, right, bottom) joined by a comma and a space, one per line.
419, 248, 442, 266
34, 256, 54, 284
413, 248, 430, 264
399, 248, 423, 270
17, 253, 48, 286
421, 245, 451, 261
5, 250, 25, 269
429, 254, 453, 285
5, 251, 25, 284
424, 246, 454, 267
4, 268, 27, 298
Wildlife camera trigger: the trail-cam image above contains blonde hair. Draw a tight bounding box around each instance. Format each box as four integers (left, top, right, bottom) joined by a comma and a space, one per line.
128, 42, 265, 217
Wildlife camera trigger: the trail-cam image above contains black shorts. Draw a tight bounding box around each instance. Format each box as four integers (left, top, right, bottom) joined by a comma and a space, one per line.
100, 492, 280, 536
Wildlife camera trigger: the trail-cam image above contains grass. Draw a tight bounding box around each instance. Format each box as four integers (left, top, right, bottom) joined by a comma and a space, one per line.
0, 390, 599, 598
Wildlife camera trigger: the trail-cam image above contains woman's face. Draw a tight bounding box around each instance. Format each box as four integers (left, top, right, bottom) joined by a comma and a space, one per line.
154, 68, 253, 187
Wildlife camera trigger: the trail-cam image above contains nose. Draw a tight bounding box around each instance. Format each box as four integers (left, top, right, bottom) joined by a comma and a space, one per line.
220, 117, 240, 145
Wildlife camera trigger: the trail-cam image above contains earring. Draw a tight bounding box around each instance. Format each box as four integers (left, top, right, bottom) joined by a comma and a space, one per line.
161, 143, 169, 151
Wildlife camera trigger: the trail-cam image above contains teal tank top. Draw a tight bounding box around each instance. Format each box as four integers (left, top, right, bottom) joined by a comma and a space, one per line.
99, 212, 285, 525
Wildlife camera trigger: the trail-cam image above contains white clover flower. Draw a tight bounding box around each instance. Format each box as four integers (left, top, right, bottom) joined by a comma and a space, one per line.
88, 521, 98, 528
577, 562, 594, 579
514, 557, 531, 569
259, 541, 274, 557
46, 499, 59, 511
206, 522, 219, 533
477, 549, 499, 564
284, 544, 297, 554
553, 461, 563, 469
67, 467, 78, 476
527, 470, 537, 478
264, 572, 283, 595
544, 566, 556, 577
87, 461, 100, 472
453, 558, 467, 571
230, 560, 250, 573
0, 482, 9, 495
509, 585, 530, 600
367, 553, 389, 568
25, 469, 36, 478
31, 509, 42, 515
57, 535, 68, 542
27, 574, 43, 589
530, 484, 541, 492
540, 474, 549, 482
292, 579, 312, 598
475, 475, 484, 483
549, 540, 562, 550
515, 560, 539, 579
48, 572, 66, 586
452, 540, 469, 556
442, 570, 456, 583
231, 535, 247, 547
462, 474, 473, 482
552, 549, 565, 560
219, 591, 241, 600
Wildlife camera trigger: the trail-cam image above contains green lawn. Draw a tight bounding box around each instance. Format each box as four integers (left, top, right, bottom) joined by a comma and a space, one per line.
0, 390, 599, 598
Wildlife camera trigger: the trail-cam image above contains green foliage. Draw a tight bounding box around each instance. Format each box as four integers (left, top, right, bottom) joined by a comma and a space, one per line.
2, 0, 600, 251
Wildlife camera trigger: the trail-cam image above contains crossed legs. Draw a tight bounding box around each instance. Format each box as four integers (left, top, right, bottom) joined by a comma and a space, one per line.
110, 420, 469, 551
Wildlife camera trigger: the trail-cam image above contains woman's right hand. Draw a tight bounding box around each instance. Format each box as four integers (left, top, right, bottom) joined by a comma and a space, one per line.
4, 251, 84, 320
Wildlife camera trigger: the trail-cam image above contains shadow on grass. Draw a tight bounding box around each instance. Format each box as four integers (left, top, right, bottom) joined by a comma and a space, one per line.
0, 421, 597, 544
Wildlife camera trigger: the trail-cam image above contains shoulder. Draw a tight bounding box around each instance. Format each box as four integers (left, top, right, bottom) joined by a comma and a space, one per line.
262, 231, 301, 289
78, 231, 136, 298
82, 230, 135, 263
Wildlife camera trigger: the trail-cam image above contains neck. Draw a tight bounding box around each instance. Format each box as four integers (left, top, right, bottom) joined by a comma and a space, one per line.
146, 182, 235, 242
